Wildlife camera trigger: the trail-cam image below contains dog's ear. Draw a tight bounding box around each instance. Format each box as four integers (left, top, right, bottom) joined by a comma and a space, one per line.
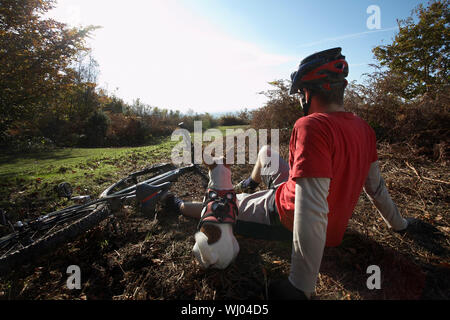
201, 144, 207, 166
201, 144, 210, 166
203, 145, 218, 170
200, 224, 222, 245
204, 156, 217, 170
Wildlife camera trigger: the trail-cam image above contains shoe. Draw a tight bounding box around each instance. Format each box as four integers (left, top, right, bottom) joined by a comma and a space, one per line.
267, 279, 309, 300
394, 217, 419, 234
234, 177, 259, 194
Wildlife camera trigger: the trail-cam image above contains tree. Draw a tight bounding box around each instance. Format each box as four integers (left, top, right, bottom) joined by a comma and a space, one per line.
0, 0, 97, 136
372, 0, 449, 99
84, 110, 110, 146
251, 80, 302, 143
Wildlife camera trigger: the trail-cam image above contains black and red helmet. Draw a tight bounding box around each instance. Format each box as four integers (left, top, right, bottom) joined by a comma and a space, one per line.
289, 47, 349, 95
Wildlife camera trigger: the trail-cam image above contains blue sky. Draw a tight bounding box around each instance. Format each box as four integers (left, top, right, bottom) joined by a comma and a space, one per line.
180, 0, 425, 81
48, 0, 428, 113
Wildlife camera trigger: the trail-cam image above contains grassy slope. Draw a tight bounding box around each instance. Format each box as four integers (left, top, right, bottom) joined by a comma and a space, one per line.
0, 139, 177, 219
0, 141, 175, 181
216, 125, 250, 135
0, 127, 247, 190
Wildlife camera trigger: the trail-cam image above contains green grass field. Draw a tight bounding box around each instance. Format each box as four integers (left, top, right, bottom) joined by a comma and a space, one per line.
0, 126, 249, 185
0, 138, 178, 217
0, 126, 247, 215
0, 139, 175, 182
216, 125, 250, 135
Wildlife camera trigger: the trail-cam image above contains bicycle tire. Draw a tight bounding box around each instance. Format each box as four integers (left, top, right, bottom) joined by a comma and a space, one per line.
0, 163, 206, 276
0, 203, 110, 276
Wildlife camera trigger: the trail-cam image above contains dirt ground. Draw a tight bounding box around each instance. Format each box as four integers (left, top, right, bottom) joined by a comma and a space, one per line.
0, 142, 448, 300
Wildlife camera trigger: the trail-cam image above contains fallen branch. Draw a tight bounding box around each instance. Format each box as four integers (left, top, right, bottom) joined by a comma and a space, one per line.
405, 161, 450, 185
405, 161, 422, 182
421, 176, 450, 185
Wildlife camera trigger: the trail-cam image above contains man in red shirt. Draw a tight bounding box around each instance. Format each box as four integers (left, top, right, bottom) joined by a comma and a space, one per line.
165, 47, 410, 299
235, 47, 409, 299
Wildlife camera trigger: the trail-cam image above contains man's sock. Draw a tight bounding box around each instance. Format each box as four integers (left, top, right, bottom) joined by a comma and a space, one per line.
162, 193, 184, 215
173, 196, 184, 214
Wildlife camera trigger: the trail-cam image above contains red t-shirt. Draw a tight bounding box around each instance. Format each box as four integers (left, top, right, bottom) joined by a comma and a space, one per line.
275, 112, 378, 247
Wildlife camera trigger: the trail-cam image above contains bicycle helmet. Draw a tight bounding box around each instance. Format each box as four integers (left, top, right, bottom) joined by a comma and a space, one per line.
289, 47, 349, 115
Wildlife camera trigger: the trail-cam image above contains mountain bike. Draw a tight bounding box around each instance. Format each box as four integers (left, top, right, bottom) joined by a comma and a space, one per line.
0, 124, 207, 275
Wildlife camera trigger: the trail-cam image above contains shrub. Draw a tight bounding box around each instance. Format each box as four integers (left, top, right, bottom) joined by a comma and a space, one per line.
345, 80, 449, 161
83, 111, 110, 147
106, 114, 170, 146
218, 113, 249, 126
250, 80, 302, 143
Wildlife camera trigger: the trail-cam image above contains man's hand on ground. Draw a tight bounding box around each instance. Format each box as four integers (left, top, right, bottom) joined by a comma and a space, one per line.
394, 217, 420, 234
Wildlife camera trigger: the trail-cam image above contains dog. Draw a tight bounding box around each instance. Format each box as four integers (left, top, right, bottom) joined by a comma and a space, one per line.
192, 155, 240, 269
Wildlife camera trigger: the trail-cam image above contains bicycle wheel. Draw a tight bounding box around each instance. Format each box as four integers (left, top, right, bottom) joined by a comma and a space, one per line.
0, 202, 111, 276
0, 164, 176, 276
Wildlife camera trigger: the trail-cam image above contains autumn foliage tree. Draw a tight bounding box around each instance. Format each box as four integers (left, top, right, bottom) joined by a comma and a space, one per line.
251, 80, 302, 143
252, 80, 302, 128
0, 0, 255, 149
372, 0, 449, 99
339, 1, 450, 160
0, 0, 96, 140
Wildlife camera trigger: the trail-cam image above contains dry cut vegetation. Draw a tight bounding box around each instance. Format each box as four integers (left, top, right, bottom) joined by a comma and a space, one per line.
0, 139, 448, 300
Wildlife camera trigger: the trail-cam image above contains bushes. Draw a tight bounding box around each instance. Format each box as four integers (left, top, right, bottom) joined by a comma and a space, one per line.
37, 114, 83, 147
218, 113, 249, 126
83, 111, 110, 147
248, 78, 448, 162
200, 113, 219, 130
250, 80, 302, 143
0, 135, 56, 154
344, 80, 449, 161
107, 114, 151, 146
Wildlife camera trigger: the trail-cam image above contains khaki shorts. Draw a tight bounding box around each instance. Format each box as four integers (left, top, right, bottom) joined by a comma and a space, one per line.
235, 147, 291, 240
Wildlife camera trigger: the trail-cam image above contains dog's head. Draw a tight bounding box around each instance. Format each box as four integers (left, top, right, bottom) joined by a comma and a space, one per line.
193, 190, 239, 269
203, 152, 233, 190
193, 223, 239, 269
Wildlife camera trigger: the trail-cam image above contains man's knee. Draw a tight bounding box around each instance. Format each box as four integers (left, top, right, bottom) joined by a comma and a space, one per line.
259, 145, 272, 159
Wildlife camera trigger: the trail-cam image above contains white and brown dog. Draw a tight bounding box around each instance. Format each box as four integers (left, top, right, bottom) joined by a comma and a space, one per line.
192, 156, 240, 269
